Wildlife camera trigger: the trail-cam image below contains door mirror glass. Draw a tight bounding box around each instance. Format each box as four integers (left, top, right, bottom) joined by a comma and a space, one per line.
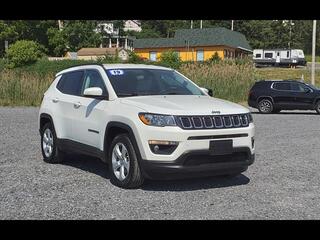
83, 87, 103, 98
201, 87, 213, 96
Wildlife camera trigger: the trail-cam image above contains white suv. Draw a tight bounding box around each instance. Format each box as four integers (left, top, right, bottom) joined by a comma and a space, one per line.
39, 64, 255, 188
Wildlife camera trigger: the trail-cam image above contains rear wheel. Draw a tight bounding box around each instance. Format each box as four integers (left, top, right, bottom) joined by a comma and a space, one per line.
315, 101, 320, 114
41, 122, 66, 163
258, 99, 273, 114
108, 134, 144, 188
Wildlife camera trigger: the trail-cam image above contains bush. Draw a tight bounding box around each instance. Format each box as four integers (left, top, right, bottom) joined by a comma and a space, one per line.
127, 51, 146, 64
159, 50, 181, 69
208, 52, 221, 63
5, 40, 46, 68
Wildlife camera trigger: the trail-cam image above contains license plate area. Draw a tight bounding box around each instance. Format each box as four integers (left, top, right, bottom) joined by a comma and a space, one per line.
209, 140, 233, 155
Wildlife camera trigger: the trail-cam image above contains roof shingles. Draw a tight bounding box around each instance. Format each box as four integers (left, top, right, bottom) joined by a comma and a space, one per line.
133, 27, 252, 51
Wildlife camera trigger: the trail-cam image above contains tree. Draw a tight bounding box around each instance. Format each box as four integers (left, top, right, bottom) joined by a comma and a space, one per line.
5, 40, 46, 68
0, 21, 18, 57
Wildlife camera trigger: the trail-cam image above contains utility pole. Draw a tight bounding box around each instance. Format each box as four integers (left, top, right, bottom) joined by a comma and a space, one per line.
288, 20, 294, 49
58, 20, 63, 31
191, 20, 193, 29
231, 20, 234, 31
200, 20, 203, 29
312, 20, 317, 85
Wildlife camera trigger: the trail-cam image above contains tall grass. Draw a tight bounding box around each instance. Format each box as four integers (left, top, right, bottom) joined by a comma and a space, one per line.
0, 70, 54, 106
179, 61, 257, 103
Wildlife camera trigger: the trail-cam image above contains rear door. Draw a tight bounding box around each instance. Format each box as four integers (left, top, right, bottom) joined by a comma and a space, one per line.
271, 82, 295, 108
54, 70, 85, 139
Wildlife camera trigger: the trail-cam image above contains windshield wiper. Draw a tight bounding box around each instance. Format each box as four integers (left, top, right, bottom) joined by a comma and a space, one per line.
116, 93, 139, 97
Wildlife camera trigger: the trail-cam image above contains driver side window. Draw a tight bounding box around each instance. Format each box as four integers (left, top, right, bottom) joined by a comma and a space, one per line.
82, 70, 107, 95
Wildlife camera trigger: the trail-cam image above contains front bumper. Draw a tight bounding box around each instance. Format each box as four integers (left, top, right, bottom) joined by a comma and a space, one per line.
140, 147, 255, 180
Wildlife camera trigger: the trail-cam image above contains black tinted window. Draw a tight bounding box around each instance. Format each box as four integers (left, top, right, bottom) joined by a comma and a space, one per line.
57, 71, 84, 96
82, 70, 107, 95
291, 83, 305, 92
273, 82, 291, 91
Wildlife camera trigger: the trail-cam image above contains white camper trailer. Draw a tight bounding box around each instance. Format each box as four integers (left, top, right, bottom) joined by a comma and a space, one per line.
253, 49, 306, 67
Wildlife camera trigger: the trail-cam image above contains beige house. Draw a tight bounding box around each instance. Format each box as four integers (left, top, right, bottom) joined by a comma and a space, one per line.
77, 48, 129, 61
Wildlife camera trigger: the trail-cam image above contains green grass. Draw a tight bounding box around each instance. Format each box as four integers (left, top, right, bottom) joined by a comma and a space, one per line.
1, 59, 320, 106
304, 55, 320, 63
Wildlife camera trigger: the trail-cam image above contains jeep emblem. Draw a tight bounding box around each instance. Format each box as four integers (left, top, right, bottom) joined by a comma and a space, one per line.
211, 111, 221, 114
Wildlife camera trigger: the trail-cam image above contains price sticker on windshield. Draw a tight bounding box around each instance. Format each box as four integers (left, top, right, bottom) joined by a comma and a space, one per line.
109, 69, 124, 75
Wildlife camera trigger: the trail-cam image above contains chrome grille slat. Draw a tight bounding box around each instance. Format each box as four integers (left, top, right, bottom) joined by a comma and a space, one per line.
177, 114, 251, 130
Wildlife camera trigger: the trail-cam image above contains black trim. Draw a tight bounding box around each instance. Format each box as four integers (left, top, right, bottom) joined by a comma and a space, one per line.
55, 64, 104, 77
188, 134, 248, 140
39, 113, 54, 134
88, 129, 99, 134
57, 139, 105, 161
140, 147, 254, 180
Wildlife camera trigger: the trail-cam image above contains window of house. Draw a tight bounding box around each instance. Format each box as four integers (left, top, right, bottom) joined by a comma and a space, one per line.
149, 52, 157, 61
196, 50, 204, 61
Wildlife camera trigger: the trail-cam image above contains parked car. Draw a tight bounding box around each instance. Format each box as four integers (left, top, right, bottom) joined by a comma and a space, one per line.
248, 80, 320, 114
253, 49, 306, 67
39, 64, 255, 188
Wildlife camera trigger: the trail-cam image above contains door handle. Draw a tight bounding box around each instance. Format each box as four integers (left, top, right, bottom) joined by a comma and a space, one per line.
73, 102, 81, 109
52, 98, 59, 103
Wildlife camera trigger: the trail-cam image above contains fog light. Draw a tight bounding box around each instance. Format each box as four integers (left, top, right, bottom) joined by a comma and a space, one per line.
154, 145, 160, 152
148, 140, 179, 155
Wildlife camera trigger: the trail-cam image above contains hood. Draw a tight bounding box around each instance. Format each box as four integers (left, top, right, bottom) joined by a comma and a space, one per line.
120, 95, 249, 115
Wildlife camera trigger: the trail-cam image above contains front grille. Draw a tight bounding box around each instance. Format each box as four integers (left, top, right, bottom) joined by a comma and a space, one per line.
176, 114, 251, 130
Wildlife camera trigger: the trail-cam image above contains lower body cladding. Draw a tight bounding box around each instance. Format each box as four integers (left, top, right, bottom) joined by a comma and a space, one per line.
135, 124, 255, 180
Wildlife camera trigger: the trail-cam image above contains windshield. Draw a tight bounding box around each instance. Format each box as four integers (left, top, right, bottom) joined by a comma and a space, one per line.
305, 83, 319, 90
105, 68, 204, 97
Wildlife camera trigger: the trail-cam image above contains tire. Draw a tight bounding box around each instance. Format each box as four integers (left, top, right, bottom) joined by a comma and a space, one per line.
257, 99, 274, 114
315, 101, 320, 114
41, 122, 66, 163
108, 134, 144, 189
272, 108, 281, 114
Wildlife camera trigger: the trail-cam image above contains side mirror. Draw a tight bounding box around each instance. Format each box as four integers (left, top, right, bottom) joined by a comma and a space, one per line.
201, 87, 213, 97
83, 87, 106, 99
304, 88, 311, 93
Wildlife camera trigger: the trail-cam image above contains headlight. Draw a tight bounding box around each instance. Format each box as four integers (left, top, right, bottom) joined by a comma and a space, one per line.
138, 113, 177, 127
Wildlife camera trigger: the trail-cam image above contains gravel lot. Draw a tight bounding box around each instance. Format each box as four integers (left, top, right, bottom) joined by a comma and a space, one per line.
0, 107, 320, 219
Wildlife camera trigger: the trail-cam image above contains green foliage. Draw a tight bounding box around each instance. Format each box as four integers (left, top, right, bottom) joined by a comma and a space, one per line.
127, 51, 145, 63
159, 50, 181, 69
5, 40, 46, 68
208, 52, 221, 63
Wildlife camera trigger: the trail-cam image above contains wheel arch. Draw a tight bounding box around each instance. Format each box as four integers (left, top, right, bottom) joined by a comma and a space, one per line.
104, 122, 143, 163
39, 113, 55, 134
257, 96, 274, 104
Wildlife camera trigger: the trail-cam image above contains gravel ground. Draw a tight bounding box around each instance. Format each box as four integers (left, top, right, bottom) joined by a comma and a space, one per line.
0, 107, 320, 220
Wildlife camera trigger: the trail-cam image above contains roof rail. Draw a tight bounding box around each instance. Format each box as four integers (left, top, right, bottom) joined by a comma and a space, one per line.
55, 63, 105, 77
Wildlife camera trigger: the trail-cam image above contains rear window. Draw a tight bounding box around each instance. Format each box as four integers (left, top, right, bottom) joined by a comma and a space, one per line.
57, 71, 84, 96
273, 82, 291, 91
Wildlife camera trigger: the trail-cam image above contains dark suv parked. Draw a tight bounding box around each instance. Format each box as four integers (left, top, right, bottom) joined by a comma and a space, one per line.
248, 80, 320, 114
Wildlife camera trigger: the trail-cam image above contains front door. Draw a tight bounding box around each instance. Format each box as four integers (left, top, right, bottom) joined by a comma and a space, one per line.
290, 82, 315, 109
71, 69, 109, 149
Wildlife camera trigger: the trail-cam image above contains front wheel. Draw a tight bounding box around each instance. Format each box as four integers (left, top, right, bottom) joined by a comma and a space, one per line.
258, 99, 273, 114
108, 134, 144, 188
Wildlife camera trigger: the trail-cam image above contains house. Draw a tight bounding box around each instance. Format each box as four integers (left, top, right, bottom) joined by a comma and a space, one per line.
77, 47, 129, 61
123, 20, 142, 32
64, 52, 78, 60
133, 27, 252, 62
